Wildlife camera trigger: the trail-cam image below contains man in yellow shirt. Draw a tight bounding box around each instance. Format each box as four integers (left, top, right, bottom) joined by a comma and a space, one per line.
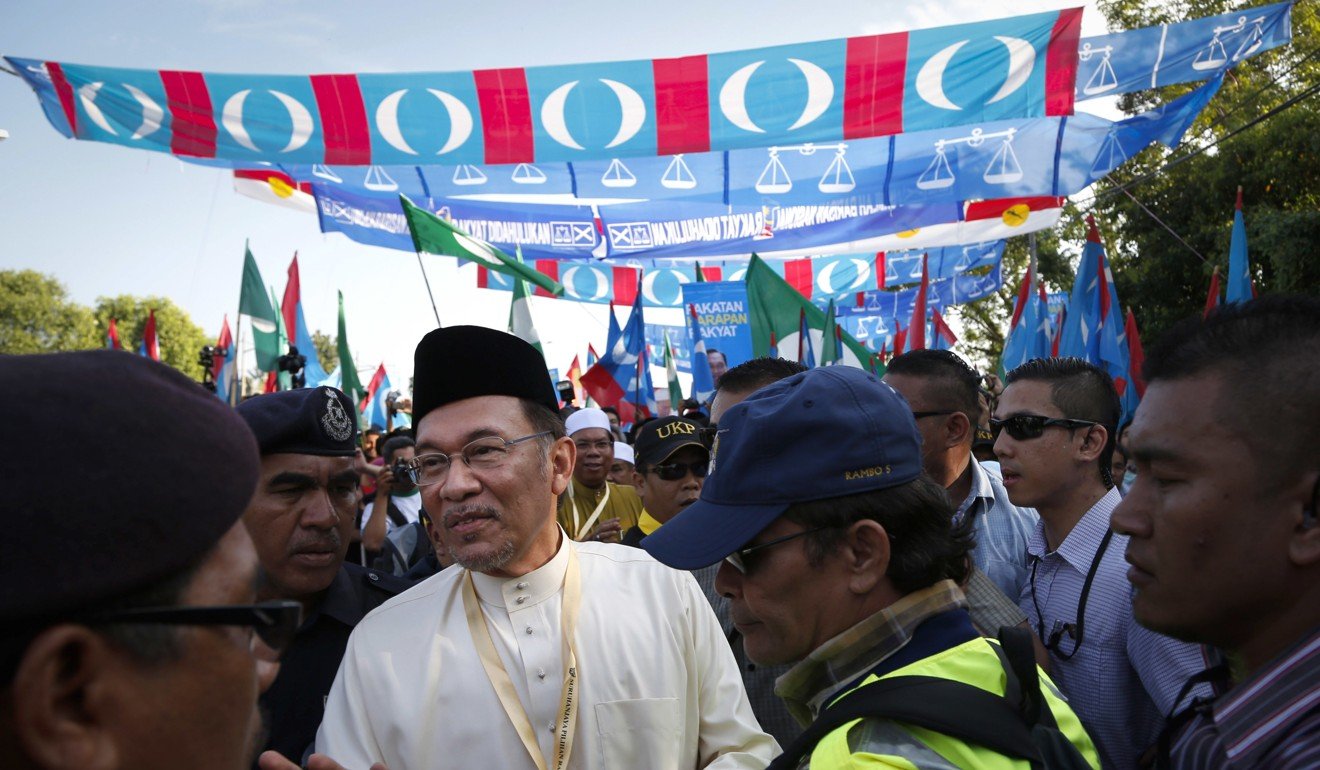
556, 408, 642, 542
621, 416, 708, 547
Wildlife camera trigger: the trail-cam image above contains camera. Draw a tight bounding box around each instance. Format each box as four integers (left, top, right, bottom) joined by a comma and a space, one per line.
277, 345, 308, 389
556, 379, 575, 405
198, 345, 228, 393
390, 459, 416, 485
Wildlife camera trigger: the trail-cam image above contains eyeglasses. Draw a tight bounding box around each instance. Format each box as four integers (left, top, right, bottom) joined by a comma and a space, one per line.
724, 526, 832, 574
83, 600, 303, 661
990, 415, 1099, 441
1028, 529, 1115, 660
648, 459, 709, 481
573, 438, 613, 453
912, 410, 958, 420
408, 431, 552, 487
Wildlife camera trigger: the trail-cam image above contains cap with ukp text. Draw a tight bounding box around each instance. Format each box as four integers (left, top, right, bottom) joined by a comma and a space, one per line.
634, 416, 707, 467
641, 366, 921, 569
236, 386, 359, 457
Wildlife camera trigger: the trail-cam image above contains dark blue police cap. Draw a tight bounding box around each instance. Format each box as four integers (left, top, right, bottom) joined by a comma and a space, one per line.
236, 386, 359, 456
0, 351, 260, 620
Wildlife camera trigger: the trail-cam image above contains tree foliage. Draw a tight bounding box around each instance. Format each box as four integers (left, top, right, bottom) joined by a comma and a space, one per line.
1090, 0, 1320, 342
0, 270, 100, 354
956, 0, 1318, 366
93, 295, 211, 379
0, 269, 211, 381
311, 329, 337, 374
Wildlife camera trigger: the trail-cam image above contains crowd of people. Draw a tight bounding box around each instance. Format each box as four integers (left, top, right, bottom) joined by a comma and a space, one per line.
2, 294, 1316, 770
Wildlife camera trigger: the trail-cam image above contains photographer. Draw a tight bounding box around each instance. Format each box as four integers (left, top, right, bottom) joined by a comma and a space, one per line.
359, 435, 422, 560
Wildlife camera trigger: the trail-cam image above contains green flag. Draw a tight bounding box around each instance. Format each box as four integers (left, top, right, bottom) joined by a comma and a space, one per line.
664, 331, 682, 412
507, 246, 543, 354
400, 196, 564, 296
693, 263, 707, 283
821, 298, 840, 366
745, 255, 878, 371
337, 291, 365, 416
270, 287, 292, 390
239, 245, 280, 371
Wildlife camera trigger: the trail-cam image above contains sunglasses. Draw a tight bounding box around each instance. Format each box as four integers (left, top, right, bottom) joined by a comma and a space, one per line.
990, 414, 1099, 441
648, 459, 709, 481
724, 526, 833, 574
83, 600, 303, 660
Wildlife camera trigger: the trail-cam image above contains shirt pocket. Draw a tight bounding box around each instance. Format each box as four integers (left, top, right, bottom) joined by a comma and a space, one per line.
595, 697, 682, 768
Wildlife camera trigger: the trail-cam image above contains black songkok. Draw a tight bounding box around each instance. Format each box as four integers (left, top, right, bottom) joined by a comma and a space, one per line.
413, 325, 559, 424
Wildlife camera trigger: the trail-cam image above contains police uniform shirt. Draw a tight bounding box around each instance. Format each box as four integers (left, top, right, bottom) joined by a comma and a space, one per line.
257, 562, 410, 765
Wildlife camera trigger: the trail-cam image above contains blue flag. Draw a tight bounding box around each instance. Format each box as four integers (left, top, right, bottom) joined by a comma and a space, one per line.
1227, 188, 1252, 303
687, 304, 717, 406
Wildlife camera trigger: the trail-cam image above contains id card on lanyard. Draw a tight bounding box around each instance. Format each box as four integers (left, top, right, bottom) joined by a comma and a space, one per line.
462, 547, 583, 770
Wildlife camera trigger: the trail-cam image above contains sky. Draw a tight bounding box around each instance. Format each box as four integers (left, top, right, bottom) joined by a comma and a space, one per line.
0, 0, 1112, 392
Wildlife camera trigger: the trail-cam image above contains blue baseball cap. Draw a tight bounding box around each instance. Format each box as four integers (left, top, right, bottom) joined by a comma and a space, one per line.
641, 366, 922, 569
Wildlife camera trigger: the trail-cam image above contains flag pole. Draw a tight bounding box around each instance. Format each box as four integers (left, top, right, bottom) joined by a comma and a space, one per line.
415, 250, 443, 328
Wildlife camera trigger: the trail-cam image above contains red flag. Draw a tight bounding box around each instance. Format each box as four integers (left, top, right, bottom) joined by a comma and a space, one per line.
263, 371, 279, 393
892, 323, 907, 358
1203, 266, 1221, 318
1009, 266, 1033, 331
875, 252, 887, 289
361, 363, 387, 412
282, 253, 301, 336
905, 255, 929, 352
1125, 309, 1147, 398
105, 318, 122, 350
213, 316, 233, 381
567, 354, 584, 406
140, 309, 160, 361
931, 308, 957, 350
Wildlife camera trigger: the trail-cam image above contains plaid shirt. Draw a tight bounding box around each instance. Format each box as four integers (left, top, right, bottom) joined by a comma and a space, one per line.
775, 580, 967, 727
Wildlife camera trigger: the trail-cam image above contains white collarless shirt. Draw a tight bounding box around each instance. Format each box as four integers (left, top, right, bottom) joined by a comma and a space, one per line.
316, 531, 777, 769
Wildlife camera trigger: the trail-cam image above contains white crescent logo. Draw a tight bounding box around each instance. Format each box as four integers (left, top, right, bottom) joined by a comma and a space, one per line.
223, 89, 314, 153
540, 79, 647, 150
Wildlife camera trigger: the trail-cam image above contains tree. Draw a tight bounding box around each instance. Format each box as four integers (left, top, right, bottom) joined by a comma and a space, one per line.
312, 329, 337, 374
1091, 0, 1320, 342
0, 270, 99, 353
94, 295, 210, 379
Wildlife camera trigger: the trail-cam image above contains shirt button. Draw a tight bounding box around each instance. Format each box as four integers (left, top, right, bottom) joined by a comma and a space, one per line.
526, 626, 534, 635
516, 596, 526, 604
548, 722, 556, 733
516, 582, 529, 590
537, 668, 546, 679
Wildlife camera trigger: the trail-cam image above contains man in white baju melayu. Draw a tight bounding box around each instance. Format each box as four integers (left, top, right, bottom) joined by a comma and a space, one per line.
312, 326, 777, 770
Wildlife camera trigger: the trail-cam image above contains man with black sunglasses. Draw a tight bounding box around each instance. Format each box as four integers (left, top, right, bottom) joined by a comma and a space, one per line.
996, 357, 1215, 769
0, 351, 286, 770
644, 366, 1098, 769
235, 388, 411, 768
621, 416, 708, 547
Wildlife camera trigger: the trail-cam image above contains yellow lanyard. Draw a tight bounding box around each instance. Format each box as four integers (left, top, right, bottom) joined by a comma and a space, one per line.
462, 547, 582, 770
568, 482, 610, 541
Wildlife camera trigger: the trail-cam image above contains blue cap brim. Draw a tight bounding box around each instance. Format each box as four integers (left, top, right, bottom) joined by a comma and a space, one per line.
640, 497, 789, 570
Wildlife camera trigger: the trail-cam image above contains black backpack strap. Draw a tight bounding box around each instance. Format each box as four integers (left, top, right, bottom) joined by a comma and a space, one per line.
767, 674, 1043, 770
996, 625, 1056, 728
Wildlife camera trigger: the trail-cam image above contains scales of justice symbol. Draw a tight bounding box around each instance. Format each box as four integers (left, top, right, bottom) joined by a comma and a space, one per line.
1079, 13, 1266, 96
916, 127, 1023, 191
598, 155, 699, 190
754, 143, 856, 195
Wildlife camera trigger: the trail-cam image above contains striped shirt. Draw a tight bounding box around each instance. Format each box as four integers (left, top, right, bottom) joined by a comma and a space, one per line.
1172, 628, 1320, 769
957, 460, 1040, 602
1021, 488, 1216, 769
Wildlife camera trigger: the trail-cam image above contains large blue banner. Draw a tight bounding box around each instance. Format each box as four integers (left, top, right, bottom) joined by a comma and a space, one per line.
269, 75, 1217, 214
839, 256, 1005, 350
682, 282, 755, 371
1073, 1, 1291, 100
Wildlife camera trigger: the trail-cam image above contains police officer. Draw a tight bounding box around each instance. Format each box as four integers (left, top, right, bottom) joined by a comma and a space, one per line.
236, 387, 411, 765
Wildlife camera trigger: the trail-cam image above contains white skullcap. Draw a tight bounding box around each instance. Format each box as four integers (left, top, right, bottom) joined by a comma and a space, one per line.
565, 407, 611, 436
613, 442, 634, 465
